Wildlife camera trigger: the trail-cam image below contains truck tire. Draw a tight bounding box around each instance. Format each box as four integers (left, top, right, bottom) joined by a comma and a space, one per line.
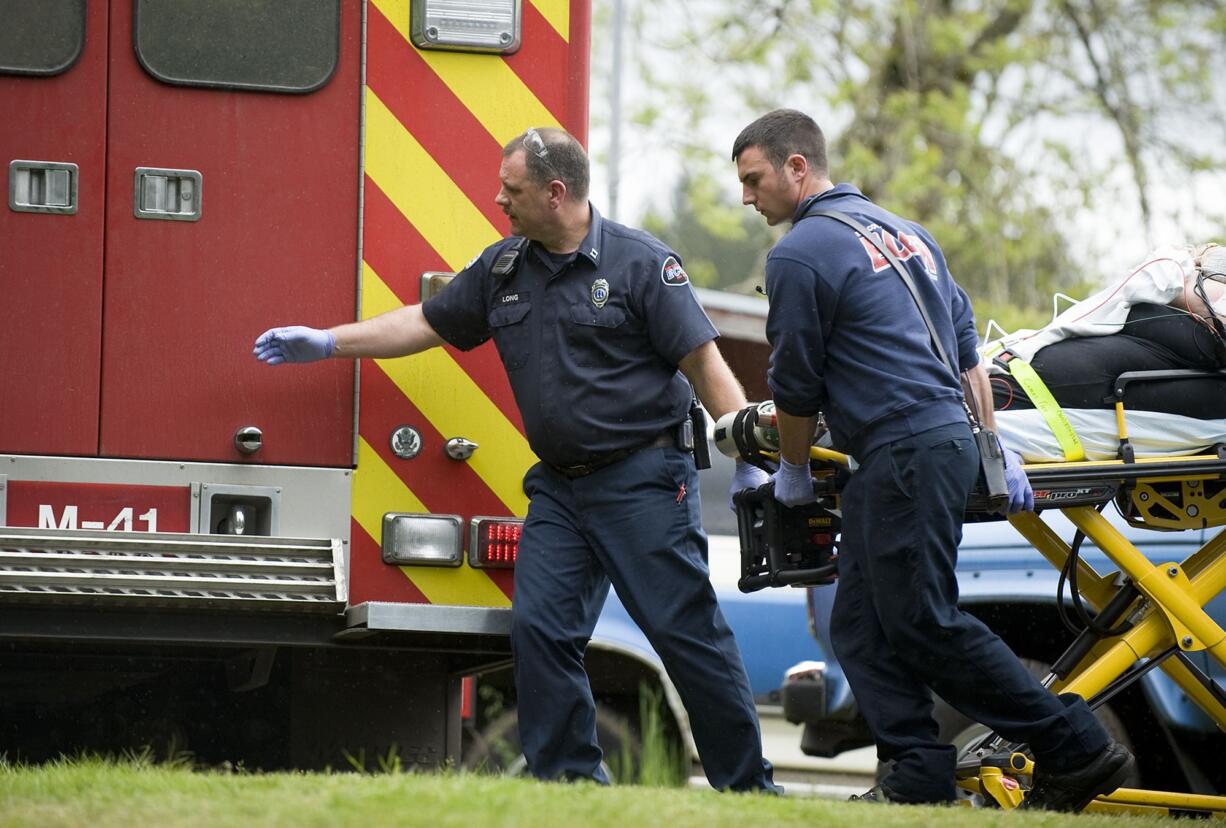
463, 705, 641, 782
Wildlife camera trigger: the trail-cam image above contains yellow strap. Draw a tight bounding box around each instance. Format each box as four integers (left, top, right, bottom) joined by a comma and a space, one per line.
1115, 401, 1129, 440
1007, 358, 1086, 462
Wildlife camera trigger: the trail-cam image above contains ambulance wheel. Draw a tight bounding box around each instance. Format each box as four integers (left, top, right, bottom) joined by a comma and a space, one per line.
464, 705, 641, 782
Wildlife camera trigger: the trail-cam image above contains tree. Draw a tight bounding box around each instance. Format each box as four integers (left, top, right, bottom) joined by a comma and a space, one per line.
593, 0, 1226, 326
641, 173, 776, 291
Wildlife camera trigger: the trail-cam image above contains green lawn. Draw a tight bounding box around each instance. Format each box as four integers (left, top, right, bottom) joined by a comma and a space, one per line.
0, 760, 1180, 828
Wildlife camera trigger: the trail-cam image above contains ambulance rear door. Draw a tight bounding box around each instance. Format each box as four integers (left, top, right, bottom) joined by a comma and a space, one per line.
1, 0, 360, 468
99, 0, 361, 466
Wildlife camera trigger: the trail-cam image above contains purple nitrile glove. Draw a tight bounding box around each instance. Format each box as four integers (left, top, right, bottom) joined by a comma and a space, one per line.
729, 458, 771, 511
772, 458, 817, 508
1003, 447, 1034, 513
253, 326, 336, 365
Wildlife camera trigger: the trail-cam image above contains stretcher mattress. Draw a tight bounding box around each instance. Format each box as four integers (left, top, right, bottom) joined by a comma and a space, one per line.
997, 408, 1226, 463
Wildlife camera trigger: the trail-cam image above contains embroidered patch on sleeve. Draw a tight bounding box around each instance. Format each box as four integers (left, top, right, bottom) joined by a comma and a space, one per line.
661, 256, 689, 286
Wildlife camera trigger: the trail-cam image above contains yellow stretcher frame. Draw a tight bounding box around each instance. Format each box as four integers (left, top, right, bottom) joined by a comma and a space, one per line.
954, 453, 1226, 815
764, 411, 1226, 812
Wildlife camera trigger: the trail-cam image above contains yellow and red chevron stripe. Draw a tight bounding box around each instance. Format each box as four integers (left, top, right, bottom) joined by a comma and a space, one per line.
350, 0, 589, 607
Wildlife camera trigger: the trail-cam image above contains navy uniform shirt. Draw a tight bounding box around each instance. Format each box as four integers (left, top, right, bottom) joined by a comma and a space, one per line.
422, 206, 718, 467
765, 184, 980, 460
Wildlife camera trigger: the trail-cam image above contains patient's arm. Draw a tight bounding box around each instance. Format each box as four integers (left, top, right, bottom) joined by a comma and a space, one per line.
1174, 274, 1226, 319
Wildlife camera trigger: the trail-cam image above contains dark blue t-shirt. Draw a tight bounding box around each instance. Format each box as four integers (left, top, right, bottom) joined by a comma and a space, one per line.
765, 184, 979, 460
423, 206, 718, 467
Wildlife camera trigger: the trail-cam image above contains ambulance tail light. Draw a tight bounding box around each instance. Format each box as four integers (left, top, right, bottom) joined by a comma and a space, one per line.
381, 514, 463, 566
469, 517, 522, 569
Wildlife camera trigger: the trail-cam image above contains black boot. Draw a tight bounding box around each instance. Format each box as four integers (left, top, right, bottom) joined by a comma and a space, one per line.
1019, 741, 1135, 812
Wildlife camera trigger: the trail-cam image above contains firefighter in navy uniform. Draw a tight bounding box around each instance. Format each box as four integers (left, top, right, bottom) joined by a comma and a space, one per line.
730, 109, 1133, 810
253, 127, 779, 793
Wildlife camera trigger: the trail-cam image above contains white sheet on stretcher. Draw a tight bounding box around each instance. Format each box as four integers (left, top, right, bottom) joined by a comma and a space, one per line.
997, 409, 1226, 463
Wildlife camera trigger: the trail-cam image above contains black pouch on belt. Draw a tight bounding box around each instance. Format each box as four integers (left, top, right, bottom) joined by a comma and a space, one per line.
689, 400, 711, 470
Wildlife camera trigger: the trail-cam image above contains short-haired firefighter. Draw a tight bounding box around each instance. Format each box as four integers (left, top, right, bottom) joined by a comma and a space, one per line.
731, 109, 1134, 810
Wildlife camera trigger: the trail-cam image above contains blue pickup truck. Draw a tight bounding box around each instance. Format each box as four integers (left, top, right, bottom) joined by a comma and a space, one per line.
784, 510, 1226, 794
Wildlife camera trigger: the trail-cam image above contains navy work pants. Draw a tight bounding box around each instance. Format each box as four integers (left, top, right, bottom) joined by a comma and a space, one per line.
511, 445, 778, 791
831, 422, 1109, 802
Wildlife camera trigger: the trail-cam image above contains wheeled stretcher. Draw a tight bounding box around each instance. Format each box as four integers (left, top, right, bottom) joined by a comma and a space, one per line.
719, 382, 1226, 814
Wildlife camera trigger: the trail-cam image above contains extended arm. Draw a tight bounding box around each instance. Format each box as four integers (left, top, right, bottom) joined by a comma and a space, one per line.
254, 304, 445, 365
330, 304, 445, 359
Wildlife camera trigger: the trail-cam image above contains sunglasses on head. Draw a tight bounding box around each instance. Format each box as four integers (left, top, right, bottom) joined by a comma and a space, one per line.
523, 128, 554, 169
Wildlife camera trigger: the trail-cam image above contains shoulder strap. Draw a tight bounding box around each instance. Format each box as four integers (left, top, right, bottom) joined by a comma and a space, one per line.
805, 209, 954, 374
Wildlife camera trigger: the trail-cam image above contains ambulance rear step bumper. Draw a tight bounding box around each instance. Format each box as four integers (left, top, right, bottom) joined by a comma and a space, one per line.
0, 527, 346, 613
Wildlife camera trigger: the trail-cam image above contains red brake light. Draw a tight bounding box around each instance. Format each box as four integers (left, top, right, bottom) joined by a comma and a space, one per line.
470, 518, 522, 568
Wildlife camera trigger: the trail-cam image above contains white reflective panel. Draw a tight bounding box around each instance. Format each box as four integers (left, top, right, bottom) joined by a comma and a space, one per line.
381, 513, 463, 566
411, 0, 521, 54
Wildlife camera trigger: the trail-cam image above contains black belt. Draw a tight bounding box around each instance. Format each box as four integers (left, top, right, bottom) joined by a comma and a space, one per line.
547, 429, 681, 479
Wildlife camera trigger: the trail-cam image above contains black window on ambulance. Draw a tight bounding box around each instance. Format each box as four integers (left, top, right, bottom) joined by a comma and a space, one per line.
0, 0, 86, 77
133, 0, 340, 94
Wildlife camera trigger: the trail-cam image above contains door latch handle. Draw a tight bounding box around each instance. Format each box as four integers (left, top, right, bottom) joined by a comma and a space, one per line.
134, 167, 202, 221
8, 160, 78, 215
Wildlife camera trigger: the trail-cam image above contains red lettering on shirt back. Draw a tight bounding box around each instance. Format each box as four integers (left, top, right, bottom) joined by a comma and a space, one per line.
858, 226, 938, 278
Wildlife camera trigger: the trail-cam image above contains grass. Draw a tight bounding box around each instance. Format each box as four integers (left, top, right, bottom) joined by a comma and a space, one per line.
0, 758, 1184, 828
628, 684, 688, 787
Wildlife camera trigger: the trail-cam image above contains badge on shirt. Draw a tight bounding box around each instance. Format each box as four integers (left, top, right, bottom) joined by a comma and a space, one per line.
661, 256, 689, 286
591, 278, 610, 308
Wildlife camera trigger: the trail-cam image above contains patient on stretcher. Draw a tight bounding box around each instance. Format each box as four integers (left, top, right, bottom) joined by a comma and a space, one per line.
986, 244, 1226, 463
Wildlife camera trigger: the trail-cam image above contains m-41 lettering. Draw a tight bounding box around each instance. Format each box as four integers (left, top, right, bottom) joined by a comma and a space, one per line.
38, 505, 160, 532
